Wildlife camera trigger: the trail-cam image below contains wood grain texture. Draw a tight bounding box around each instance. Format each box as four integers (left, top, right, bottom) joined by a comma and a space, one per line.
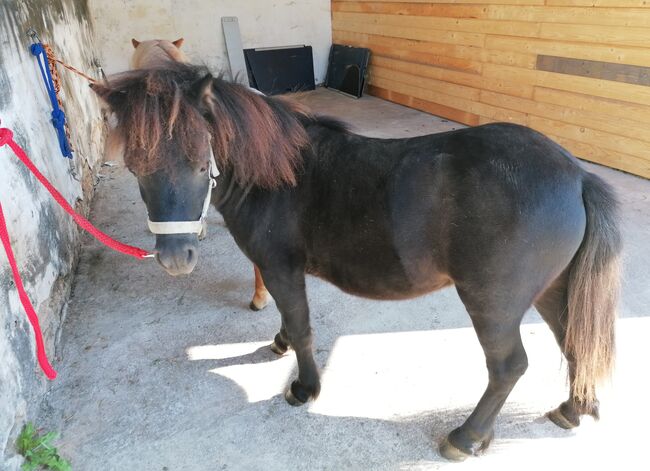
372, 55, 535, 98
545, 0, 650, 7
539, 23, 650, 48
486, 35, 650, 68
533, 87, 650, 123
334, 1, 650, 177
368, 85, 481, 125
333, 30, 537, 68
484, 5, 650, 27
337, 0, 545, 4
336, 0, 544, 5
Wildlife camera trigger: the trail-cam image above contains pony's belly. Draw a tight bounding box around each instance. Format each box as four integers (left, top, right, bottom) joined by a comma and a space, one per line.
309, 265, 452, 301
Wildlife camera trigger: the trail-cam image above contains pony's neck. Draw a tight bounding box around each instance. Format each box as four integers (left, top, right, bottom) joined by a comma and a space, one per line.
212, 166, 258, 222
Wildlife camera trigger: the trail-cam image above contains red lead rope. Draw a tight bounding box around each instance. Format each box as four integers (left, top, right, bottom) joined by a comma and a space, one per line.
0, 205, 57, 379
0, 126, 153, 379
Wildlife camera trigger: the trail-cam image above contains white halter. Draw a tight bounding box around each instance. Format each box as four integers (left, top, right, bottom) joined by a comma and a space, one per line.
146, 148, 219, 238
146, 87, 262, 238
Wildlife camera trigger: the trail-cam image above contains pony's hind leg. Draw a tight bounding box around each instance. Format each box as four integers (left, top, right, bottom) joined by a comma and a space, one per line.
534, 271, 600, 429
249, 264, 271, 311
439, 287, 530, 461
249, 265, 288, 355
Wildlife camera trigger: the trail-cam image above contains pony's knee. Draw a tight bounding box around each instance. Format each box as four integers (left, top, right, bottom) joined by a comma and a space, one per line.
488, 354, 528, 386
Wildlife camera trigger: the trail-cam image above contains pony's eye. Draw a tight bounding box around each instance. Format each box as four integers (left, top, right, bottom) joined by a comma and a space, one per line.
199, 167, 207, 173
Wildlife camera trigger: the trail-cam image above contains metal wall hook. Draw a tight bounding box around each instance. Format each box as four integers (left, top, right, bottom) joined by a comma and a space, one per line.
26, 27, 41, 44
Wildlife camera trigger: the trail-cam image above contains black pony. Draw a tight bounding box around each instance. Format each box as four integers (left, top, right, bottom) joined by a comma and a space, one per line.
92, 63, 621, 460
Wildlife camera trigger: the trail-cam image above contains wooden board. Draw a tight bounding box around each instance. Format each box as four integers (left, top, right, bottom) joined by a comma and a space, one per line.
372, 55, 535, 98
539, 23, 650, 48
533, 87, 650, 124
486, 35, 650, 68
545, 0, 650, 7
334, 12, 540, 37
536, 55, 650, 87
484, 5, 650, 27
333, 30, 537, 69
368, 85, 481, 126
482, 63, 650, 106
336, 0, 545, 5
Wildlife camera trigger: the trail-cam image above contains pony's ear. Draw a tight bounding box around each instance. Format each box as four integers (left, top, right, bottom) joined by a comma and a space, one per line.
172, 38, 184, 48
188, 74, 214, 113
90, 83, 127, 110
131, 38, 140, 48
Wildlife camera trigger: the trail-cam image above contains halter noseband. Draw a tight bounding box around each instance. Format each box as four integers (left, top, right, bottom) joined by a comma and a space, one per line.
146, 148, 219, 238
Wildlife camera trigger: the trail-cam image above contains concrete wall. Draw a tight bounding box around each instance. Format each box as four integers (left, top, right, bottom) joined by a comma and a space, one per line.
0, 1, 104, 469
89, 0, 332, 83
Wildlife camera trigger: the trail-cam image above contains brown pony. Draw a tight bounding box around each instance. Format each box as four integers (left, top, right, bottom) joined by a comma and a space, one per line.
128, 37, 271, 311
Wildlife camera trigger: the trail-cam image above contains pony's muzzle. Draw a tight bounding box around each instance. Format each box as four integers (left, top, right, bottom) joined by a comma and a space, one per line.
154, 234, 199, 276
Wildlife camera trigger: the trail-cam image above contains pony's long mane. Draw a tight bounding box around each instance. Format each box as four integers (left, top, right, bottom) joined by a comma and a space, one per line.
96, 63, 325, 188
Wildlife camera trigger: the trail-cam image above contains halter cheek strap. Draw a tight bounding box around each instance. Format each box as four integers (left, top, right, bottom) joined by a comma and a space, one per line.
147, 149, 219, 237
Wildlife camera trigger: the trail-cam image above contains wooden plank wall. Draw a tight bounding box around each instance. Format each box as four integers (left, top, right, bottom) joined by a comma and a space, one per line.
331, 0, 650, 178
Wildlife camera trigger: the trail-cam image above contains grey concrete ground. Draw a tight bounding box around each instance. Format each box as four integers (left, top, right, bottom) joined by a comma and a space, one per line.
39, 89, 649, 470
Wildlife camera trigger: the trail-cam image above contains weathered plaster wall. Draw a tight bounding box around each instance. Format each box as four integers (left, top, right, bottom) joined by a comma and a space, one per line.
0, 1, 104, 469
89, 0, 332, 83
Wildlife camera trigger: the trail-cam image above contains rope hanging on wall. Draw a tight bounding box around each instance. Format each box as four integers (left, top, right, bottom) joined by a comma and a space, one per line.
0, 31, 152, 379
28, 28, 99, 159
30, 42, 74, 159
0, 126, 154, 379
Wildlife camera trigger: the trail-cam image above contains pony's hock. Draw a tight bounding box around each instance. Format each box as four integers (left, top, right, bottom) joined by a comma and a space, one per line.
90, 59, 621, 460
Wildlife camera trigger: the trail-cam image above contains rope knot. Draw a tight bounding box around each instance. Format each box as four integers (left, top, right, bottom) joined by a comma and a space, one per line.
51, 109, 66, 128
0, 128, 14, 148
30, 43, 44, 56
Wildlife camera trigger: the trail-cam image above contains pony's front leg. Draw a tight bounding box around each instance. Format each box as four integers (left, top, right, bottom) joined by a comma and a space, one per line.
261, 268, 320, 405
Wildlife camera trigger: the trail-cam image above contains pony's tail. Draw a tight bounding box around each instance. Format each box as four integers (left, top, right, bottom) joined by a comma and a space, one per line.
565, 172, 621, 407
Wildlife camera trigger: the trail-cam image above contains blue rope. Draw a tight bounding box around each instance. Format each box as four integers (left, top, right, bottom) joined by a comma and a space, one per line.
30, 43, 73, 158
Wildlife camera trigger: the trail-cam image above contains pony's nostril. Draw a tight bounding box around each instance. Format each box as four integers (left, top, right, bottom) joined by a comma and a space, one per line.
186, 246, 197, 265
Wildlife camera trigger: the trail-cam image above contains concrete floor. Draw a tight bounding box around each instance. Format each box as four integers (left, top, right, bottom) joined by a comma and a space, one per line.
40, 89, 650, 470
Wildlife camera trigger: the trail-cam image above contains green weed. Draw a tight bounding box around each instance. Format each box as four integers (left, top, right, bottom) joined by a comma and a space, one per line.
16, 423, 71, 471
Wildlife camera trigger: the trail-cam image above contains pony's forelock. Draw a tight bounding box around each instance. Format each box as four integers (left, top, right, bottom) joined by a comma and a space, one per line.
100, 63, 312, 188
101, 65, 211, 176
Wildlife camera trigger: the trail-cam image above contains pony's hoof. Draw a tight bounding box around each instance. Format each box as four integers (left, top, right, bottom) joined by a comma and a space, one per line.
438, 437, 470, 462
270, 340, 288, 356
547, 407, 579, 429
269, 333, 289, 355
249, 299, 268, 311
284, 388, 303, 406
284, 380, 317, 406
439, 430, 493, 461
